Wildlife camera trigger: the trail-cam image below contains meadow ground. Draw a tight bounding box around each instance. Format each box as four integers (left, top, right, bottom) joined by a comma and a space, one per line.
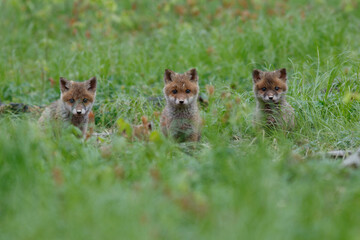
1, 0, 360, 239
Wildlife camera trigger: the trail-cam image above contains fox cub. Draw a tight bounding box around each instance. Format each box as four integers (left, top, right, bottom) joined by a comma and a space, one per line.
252, 68, 294, 129
132, 116, 153, 140
39, 77, 97, 137
161, 68, 201, 142
121, 116, 153, 141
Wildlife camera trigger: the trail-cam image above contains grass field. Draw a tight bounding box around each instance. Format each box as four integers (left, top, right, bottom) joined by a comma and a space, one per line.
1, 0, 360, 239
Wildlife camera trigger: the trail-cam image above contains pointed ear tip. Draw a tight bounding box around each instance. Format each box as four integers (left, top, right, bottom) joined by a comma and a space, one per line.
60, 77, 68, 84
188, 68, 198, 77
252, 69, 260, 76
279, 68, 287, 76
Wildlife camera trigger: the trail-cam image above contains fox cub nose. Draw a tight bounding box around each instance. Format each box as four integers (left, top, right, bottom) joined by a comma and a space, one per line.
268, 96, 274, 100
76, 110, 82, 115
179, 100, 184, 104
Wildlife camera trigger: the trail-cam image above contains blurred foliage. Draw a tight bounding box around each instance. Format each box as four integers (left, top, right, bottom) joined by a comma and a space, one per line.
1, 0, 360, 239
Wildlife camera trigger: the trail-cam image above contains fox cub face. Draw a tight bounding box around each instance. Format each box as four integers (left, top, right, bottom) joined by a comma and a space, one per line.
163, 68, 199, 106
60, 77, 97, 116
253, 68, 287, 103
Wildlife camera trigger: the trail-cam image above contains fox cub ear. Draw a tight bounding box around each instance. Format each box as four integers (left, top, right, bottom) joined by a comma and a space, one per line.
60, 77, 71, 92
187, 68, 198, 82
141, 115, 152, 130
252, 69, 262, 83
164, 69, 175, 84
86, 77, 97, 92
277, 68, 287, 81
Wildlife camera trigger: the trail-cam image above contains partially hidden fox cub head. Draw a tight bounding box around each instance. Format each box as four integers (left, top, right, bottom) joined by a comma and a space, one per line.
60, 77, 97, 116
252, 68, 288, 103
163, 68, 199, 106
132, 116, 153, 140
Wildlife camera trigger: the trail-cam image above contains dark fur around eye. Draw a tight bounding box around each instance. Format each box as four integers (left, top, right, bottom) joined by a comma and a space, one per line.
83, 98, 88, 103
172, 89, 178, 94
275, 87, 280, 91
186, 89, 191, 93
69, 99, 75, 103
262, 87, 266, 91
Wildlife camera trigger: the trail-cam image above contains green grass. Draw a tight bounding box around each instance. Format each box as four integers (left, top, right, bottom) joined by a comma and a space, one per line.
1, 0, 360, 239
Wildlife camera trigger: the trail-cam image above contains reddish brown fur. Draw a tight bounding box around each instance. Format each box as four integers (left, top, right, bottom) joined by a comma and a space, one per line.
252, 68, 295, 129
161, 68, 201, 142
62, 82, 95, 109
122, 116, 153, 141
255, 76, 287, 92
132, 116, 152, 140
164, 75, 198, 100
39, 77, 97, 137
86, 110, 95, 140
253, 69, 287, 101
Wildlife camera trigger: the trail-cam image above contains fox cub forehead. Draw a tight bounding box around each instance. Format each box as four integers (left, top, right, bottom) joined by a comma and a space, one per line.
252, 68, 287, 90
60, 77, 97, 102
163, 68, 199, 92
163, 68, 198, 84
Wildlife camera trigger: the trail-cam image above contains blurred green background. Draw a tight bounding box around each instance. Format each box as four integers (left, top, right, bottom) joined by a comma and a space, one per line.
1, 0, 360, 239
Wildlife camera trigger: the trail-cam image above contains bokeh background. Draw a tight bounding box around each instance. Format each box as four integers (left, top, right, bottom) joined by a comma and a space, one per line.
1, 0, 360, 239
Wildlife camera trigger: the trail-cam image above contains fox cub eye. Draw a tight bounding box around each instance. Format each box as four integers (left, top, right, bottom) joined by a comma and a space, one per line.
262, 87, 266, 91
83, 98, 88, 103
69, 99, 75, 103
186, 89, 191, 93
275, 87, 280, 91
172, 90, 178, 94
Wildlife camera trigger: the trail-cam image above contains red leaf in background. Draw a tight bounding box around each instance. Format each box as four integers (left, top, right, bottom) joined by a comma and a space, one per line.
206, 84, 215, 96
132, 3, 137, 10
114, 166, 125, 179
301, 10, 306, 19
191, 8, 200, 17
175, 5, 186, 16
239, 0, 249, 9
48, 77, 55, 87
85, 30, 91, 39
52, 167, 63, 186
206, 46, 214, 55
223, 1, 234, 9
186, 0, 196, 7
150, 168, 161, 182
69, 18, 76, 27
